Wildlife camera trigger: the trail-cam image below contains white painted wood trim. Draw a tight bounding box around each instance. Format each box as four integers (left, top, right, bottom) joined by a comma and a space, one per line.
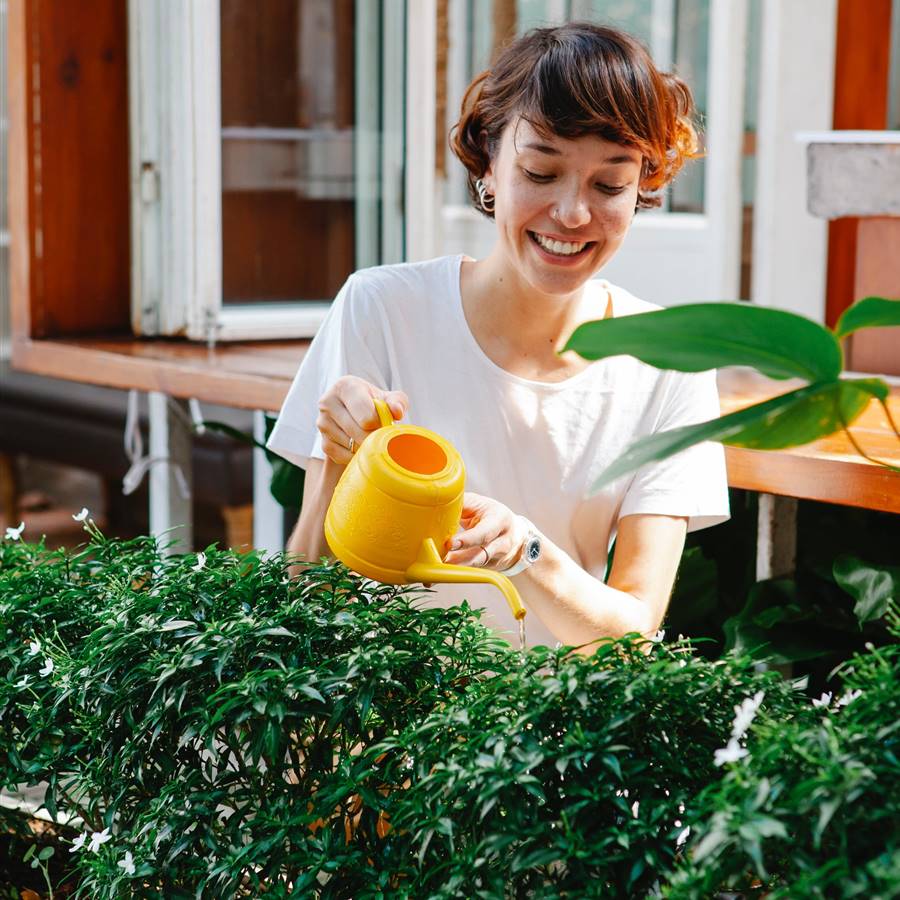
215, 304, 330, 341
405, 0, 438, 262
253, 410, 285, 555
704, 0, 748, 301
355, 0, 382, 270
795, 130, 900, 144
129, 1, 223, 340
148, 393, 193, 555
751, 0, 837, 321
381, 0, 407, 265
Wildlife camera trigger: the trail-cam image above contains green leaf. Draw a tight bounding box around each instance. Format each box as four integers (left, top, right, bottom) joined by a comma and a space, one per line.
834, 296, 900, 339
563, 303, 842, 381
833, 555, 900, 626
38, 845, 55, 861
270, 457, 304, 510
591, 379, 883, 492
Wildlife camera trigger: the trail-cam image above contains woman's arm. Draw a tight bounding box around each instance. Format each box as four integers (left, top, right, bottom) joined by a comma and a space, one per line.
285, 457, 345, 576
445, 497, 688, 649
519, 513, 687, 650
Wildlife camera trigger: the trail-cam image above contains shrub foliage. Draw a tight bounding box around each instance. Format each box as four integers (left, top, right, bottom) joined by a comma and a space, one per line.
1, 527, 898, 897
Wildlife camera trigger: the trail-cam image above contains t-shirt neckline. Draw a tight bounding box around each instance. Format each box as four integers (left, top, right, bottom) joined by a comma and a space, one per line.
450, 254, 611, 391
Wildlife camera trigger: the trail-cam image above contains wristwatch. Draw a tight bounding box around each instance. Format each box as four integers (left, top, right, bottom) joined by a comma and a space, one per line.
499, 517, 542, 577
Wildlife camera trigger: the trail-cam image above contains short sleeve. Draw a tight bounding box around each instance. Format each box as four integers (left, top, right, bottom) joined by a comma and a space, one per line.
266, 274, 390, 470
618, 369, 730, 533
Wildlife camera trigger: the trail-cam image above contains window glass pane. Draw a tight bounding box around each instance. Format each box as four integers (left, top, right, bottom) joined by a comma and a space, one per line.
443, 0, 709, 213
220, 0, 360, 304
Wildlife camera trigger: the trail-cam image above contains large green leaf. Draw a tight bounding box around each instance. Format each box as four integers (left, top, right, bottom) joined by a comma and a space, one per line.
563, 303, 842, 381
591, 378, 886, 492
834, 296, 900, 339
833, 555, 900, 627
722, 580, 839, 665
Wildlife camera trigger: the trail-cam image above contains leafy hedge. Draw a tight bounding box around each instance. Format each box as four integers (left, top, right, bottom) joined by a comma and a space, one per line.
1, 526, 898, 897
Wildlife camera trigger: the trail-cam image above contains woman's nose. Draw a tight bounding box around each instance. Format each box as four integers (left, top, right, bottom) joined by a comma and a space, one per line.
553, 192, 591, 229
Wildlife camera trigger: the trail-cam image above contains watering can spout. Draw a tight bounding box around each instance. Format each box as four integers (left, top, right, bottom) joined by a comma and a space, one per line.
405, 538, 527, 621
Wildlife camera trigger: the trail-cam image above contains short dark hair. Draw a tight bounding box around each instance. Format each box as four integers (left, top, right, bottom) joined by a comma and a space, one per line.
449, 22, 700, 216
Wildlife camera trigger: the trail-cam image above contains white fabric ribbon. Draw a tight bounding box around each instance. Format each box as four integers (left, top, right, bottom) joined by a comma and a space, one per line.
121, 391, 193, 500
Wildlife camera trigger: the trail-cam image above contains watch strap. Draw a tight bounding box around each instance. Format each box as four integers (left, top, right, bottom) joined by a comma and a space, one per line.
499, 517, 541, 577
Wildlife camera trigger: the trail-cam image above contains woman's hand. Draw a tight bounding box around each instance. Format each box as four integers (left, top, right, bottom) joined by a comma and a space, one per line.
442, 492, 531, 572
317, 376, 409, 465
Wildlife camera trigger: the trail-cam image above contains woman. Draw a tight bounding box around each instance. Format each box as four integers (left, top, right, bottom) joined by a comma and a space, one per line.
267, 22, 729, 649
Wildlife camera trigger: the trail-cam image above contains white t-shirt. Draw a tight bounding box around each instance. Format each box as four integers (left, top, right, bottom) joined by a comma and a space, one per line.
267, 254, 729, 647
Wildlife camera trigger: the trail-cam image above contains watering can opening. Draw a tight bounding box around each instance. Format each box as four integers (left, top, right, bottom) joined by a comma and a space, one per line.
387, 433, 448, 476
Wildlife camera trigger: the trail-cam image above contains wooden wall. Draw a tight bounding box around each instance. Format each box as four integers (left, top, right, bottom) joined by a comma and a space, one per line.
826, 0, 893, 329
9, 0, 130, 340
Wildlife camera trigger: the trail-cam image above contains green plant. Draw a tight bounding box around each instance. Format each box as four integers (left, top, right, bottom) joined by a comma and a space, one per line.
0, 525, 514, 897
666, 608, 900, 899
3, 525, 900, 897
562, 296, 900, 489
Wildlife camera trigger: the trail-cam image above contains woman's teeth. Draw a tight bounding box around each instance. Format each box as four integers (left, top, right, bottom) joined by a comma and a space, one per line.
531, 232, 589, 256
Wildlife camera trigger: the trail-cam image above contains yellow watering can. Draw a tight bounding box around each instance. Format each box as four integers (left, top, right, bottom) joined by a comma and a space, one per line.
324, 398, 526, 622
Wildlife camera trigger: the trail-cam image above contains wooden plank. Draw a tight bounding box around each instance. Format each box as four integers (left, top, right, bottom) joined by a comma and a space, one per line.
8, 0, 32, 342
11, 336, 309, 412
10, 337, 900, 512
10, 0, 131, 338
824, 0, 892, 328
726, 448, 900, 514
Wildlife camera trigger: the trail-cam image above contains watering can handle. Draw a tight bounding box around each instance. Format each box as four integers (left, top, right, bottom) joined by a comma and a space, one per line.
373, 397, 395, 429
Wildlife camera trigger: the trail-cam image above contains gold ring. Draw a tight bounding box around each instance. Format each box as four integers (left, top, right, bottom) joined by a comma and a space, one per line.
348, 436, 356, 454
477, 546, 489, 567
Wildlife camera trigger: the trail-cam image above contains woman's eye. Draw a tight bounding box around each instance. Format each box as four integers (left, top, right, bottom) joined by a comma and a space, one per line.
523, 168, 553, 183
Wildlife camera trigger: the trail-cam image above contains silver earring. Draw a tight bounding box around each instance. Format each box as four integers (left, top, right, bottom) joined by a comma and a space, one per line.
475, 178, 495, 213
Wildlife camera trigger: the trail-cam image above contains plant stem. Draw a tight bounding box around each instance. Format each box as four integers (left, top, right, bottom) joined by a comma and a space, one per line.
841, 423, 900, 473
40, 859, 54, 900
878, 398, 900, 442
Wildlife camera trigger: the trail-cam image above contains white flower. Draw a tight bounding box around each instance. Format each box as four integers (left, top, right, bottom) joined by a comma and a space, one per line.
88, 827, 112, 853
714, 739, 749, 767
117, 850, 136, 875
838, 689, 862, 707
28, 640, 41, 656
5, 522, 25, 541
631, 800, 640, 818
72, 507, 90, 522
192, 552, 206, 572
812, 692, 832, 708
731, 690, 765, 740
39, 659, 54, 677
69, 832, 87, 853
676, 825, 691, 848
15, 675, 30, 689
651, 629, 665, 643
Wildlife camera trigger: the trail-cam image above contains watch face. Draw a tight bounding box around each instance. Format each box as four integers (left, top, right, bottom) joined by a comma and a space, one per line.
524, 535, 541, 564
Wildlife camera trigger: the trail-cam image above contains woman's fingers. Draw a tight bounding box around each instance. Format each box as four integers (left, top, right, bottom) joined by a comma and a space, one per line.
317, 378, 409, 464
383, 389, 410, 421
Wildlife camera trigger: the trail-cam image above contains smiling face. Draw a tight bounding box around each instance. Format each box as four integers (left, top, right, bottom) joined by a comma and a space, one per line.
482, 117, 643, 298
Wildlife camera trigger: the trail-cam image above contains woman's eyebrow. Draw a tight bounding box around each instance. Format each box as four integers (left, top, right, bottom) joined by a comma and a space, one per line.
520, 142, 637, 165
521, 142, 560, 155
